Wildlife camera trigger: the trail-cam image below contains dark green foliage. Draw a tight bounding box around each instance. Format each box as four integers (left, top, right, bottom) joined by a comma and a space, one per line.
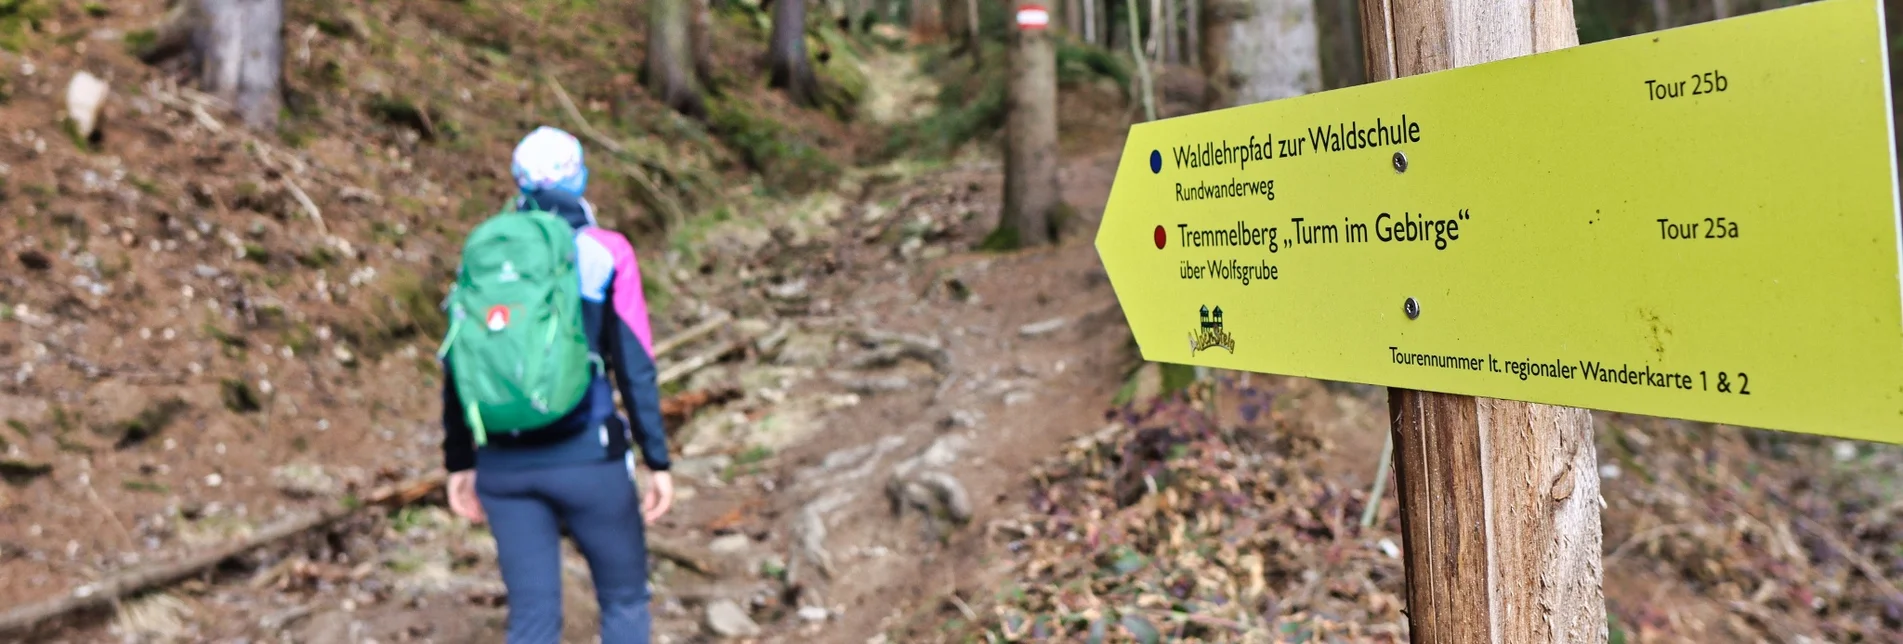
221, 379, 263, 413
105, 398, 189, 450
1055, 40, 1129, 91
707, 100, 840, 194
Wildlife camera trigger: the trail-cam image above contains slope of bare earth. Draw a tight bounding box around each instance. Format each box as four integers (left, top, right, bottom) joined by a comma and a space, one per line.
0, 0, 873, 636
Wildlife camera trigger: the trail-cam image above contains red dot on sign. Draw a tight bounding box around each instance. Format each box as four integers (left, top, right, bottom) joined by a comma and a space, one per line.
1153, 225, 1166, 249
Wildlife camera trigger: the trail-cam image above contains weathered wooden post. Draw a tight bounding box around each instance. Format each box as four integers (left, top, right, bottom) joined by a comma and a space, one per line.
1000, 3, 1063, 247
1357, 1, 1606, 641
1094, 1, 1903, 643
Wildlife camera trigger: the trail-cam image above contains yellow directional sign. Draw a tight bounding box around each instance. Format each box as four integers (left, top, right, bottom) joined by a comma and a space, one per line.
1095, 0, 1903, 444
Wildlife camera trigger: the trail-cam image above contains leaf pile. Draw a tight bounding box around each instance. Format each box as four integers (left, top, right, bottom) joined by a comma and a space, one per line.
976, 385, 1409, 643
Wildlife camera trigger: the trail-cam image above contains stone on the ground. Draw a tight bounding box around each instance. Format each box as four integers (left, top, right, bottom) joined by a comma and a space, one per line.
708, 533, 750, 554
1018, 317, 1068, 337
703, 599, 762, 638
798, 605, 831, 622
65, 71, 109, 140
272, 463, 338, 498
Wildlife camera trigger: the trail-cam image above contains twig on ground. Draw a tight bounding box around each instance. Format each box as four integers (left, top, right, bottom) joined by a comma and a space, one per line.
281, 178, 328, 237
1360, 433, 1393, 529
1605, 523, 1700, 564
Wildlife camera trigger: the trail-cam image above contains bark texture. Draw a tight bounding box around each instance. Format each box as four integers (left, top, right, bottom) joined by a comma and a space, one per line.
1368, 6, 1604, 641
911, 0, 945, 39
1366, 0, 1604, 639
195, 0, 284, 131
649, 0, 707, 117
1000, 27, 1062, 247
768, 0, 822, 106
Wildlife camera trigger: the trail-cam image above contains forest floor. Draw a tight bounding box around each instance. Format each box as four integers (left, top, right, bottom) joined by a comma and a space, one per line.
2, 1, 1901, 643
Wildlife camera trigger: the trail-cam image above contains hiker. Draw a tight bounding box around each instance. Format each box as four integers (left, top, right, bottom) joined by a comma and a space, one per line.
437, 126, 675, 643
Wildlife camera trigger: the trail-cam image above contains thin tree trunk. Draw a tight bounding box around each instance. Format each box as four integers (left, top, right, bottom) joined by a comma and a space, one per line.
1146, 0, 1161, 59
195, 0, 283, 131
1068, 0, 1083, 35
1184, 0, 1198, 67
1163, 0, 1178, 64
1083, 0, 1097, 43
1653, 0, 1672, 29
650, 0, 707, 116
1127, 0, 1156, 119
692, 0, 716, 83
1001, 25, 1062, 247
768, 0, 821, 106
1712, 0, 1730, 19
965, 0, 981, 55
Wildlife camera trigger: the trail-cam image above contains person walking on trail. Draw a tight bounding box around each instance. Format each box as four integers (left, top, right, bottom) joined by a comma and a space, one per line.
436, 125, 675, 643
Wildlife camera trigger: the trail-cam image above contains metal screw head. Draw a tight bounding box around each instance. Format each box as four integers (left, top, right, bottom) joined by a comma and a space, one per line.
1403, 297, 1420, 320
1392, 151, 1409, 173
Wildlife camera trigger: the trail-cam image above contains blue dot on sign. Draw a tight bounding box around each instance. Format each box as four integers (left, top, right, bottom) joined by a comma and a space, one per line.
1149, 150, 1162, 174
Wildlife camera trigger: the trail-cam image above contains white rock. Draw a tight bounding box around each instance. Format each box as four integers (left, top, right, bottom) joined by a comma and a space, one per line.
65, 71, 109, 140
703, 599, 761, 638
708, 534, 750, 554
798, 606, 830, 622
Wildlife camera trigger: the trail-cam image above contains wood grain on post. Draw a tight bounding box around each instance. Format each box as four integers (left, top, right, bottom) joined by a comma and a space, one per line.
1357, 0, 1607, 642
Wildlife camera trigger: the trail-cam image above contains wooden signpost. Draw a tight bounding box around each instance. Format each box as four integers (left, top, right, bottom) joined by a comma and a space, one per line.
1092, 0, 1900, 640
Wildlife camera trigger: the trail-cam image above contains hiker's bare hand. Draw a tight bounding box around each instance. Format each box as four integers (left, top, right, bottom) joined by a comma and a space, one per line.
643, 471, 674, 523
448, 470, 485, 524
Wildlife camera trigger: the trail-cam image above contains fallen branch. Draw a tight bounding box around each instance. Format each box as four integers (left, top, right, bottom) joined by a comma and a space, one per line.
658, 337, 749, 385
281, 178, 328, 237
544, 76, 690, 229
0, 315, 731, 637
652, 310, 731, 358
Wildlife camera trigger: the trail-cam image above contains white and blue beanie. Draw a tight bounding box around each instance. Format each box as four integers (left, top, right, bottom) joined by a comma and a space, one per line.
510, 126, 590, 197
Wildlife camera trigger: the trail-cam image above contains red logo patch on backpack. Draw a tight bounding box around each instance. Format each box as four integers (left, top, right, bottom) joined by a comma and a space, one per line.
485, 305, 511, 331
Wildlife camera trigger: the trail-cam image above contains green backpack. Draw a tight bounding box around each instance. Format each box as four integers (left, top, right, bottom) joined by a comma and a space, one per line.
437, 203, 595, 447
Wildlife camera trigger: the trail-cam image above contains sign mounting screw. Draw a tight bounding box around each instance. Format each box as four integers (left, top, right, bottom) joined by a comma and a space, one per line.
1393, 151, 1409, 173
1404, 297, 1421, 320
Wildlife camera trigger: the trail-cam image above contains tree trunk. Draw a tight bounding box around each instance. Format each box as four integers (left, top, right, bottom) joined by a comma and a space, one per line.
1712, 0, 1730, 20
912, 0, 944, 39
1220, 0, 1319, 106
1146, 0, 1162, 59
1000, 25, 1061, 247
1067, 0, 1083, 35
1653, 0, 1672, 29
1163, 0, 1179, 64
1128, 0, 1157, 119
195, 0, 284, 131
692, 0, 716, 84
768, 0, 821, 106
965, 0, 982, 55
1083, 0, 1097, 43
650, 0, 707, 117
1360, 0, 1608, 638
1184, 0, 1199, 67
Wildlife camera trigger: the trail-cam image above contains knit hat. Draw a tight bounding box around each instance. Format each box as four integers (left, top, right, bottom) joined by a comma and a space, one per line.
510, 126, 590, 197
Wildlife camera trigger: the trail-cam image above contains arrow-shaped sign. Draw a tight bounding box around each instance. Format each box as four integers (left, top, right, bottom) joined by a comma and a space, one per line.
1094, 0, 1903, 444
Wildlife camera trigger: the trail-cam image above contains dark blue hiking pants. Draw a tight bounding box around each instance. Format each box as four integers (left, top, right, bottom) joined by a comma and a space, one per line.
476, 459, 653, 643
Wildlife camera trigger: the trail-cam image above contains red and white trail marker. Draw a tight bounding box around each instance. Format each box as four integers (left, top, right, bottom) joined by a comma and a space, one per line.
1016, 4, 1050, 29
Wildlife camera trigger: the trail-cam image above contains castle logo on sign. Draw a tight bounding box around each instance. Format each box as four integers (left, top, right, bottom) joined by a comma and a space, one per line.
1190, 305, 1236, 355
